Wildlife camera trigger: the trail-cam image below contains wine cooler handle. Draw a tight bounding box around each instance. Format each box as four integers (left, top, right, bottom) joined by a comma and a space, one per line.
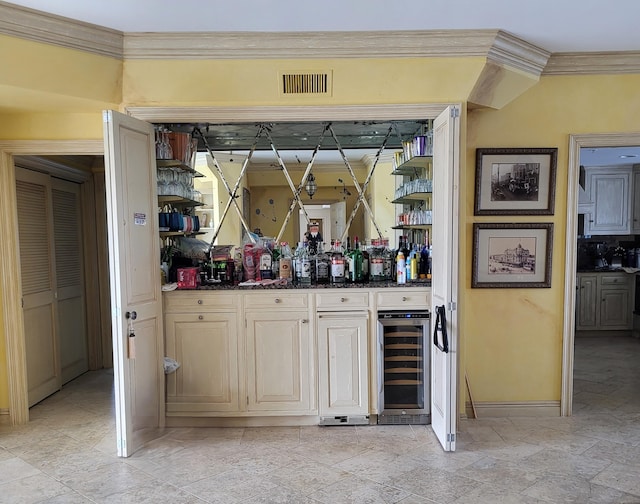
433, 305, 449, 353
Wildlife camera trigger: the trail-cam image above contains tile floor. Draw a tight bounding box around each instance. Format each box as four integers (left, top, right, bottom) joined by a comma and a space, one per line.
1, 334, 639, 503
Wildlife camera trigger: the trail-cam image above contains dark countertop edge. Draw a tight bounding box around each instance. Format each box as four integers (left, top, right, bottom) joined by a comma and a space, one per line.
166, 281, 432, 291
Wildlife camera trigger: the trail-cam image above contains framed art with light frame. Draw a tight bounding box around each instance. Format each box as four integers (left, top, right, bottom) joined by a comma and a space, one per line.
472, 222, 553, 288
474, 147, 557, 215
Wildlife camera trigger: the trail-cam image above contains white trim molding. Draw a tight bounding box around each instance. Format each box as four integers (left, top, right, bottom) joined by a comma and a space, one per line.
466, 401, 561, 418
545, 51, 640, 75
0, 0, 122, 59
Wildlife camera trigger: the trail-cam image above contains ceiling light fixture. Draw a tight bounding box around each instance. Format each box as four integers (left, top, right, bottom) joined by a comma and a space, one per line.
305, 172, 317, 199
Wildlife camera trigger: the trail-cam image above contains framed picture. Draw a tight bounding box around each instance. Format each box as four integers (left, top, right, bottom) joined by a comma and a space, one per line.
472, 223, 553, 288
474, 147, 557, 215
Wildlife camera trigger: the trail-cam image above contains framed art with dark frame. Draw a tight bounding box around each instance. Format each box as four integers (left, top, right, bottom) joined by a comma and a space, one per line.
474, 147, 557, 215
472, 222, 553, 288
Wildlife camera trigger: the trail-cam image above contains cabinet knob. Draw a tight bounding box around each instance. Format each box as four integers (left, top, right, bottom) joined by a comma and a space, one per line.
301, 319, 308, 324
402, 296, 408, 301
274, 298, 281, 303
198, 315, 203, 320
341, 297, 347, 302
197, 299, 203, 305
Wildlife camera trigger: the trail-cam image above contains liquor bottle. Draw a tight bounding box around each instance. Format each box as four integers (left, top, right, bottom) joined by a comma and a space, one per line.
259, 246, 273, 280
369, 238, 385, 282
271, 243, 281, 279
293, 241, 304, 284
279, 242, 293, 282
344, 236, 352, 282
409, 243, 419, 281
330, 240, 346, 284
396, 249, 406, 284
298, 242, 312, 285
315, 242, 330, 284
382, 237, 394, 281
349, 236, 364, 283
419, 235, 429, 278
362, 239, 370, 282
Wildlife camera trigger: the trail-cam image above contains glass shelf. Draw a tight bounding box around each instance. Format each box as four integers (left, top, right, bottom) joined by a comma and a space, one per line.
156, 158, 204, 177
392, 224, 431, 230
158, 195, 205, 207
391, 156, 432, 176
391, 191, 432, 205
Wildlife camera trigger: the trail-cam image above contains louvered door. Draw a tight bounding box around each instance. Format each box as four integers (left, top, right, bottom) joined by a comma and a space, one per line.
52, 178, 88, 384
15, 167, 61, 406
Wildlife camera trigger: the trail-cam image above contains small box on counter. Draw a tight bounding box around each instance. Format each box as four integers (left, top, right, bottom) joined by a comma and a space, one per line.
177, 267, 200, 289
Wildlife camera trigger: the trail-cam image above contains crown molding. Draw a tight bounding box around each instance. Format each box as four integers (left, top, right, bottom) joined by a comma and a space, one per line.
1, 0, 636, 76
123, 29, 501, 60
544, 51, 640, 75
0, 0, 122, 59
488, 31, 550, 76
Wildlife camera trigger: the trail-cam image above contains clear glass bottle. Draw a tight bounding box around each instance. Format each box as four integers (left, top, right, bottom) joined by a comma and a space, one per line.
259, 246, 273, 280
382, 237, 394, 282
349, 236, 364, 283
330, 240, 346, 284
315, 242, 330, 284
299, 242, 312, 285
293, 241, 304, 284
362, 239, 370, 282
278, 242, 293, 282
369, 239, 385, 282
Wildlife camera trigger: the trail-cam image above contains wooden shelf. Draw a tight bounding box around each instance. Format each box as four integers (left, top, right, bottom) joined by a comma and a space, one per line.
385, 356, 423, 362
384, 343, 422, 350
384, 403, 421, 409
385, 367, 423, 373
384, 379, 423, 385
384, 331, 423, 337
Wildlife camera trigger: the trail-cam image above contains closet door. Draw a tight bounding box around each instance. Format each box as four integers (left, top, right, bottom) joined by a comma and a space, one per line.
52, 178, 89, 384
15, 168, 61, 406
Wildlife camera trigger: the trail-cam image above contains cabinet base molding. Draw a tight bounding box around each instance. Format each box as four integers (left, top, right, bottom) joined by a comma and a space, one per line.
464, 400, 560, 419
166, 415, 321, 428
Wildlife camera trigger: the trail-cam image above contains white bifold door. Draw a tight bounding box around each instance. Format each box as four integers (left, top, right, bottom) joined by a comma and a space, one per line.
430, 106, 460, 451
103, 110, 165, 457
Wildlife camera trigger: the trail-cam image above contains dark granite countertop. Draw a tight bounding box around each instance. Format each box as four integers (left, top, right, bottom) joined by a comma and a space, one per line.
182, 280, 431, 291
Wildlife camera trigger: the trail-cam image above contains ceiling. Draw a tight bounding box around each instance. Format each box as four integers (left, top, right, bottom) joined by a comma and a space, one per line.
5, 1, 640, 165
4, 0, 640, 53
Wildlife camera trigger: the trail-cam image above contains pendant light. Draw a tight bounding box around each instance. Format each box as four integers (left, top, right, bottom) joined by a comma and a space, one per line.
304, 172, 317, 199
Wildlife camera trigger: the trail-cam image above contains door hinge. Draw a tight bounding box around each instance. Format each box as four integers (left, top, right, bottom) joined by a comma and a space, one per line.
447, 302, 457, 311
447, 433, 456, 442
21, 298, 24, 308
450, 107, 460, 118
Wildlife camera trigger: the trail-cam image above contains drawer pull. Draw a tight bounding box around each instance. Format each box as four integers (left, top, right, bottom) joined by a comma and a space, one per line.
198, 315, 203, 320
275, 298, 281, 303
197, 299, 203, 305
341, 297, 347, 302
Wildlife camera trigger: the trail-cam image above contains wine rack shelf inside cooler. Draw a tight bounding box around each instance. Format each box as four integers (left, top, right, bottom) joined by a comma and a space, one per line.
382, 324, 425, 409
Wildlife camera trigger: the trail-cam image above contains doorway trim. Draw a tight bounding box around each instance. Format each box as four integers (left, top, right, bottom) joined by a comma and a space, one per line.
1, 103, 456, 426
562, 131, 640, 416
0, 140, 104, 425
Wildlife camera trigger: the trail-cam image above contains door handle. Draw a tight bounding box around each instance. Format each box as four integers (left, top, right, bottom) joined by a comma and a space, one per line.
433, 305, 449, 353
125, 311, 137, 320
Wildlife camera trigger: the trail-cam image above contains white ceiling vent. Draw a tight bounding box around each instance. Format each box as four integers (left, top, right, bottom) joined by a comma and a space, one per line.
281, 72, 332, 95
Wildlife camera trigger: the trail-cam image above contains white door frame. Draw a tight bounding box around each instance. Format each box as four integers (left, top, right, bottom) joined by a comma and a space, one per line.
0, 140, 104, 425
1, 103, 454, 426
561, 132, 640, 416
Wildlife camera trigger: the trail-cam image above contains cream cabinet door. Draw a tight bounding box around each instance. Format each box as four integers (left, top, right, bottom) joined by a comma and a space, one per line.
245, 310, 313, 413
576, 274, 597, 330
586, 170, 631, 235
165, 312, 240, 413
317, 312, 369, 417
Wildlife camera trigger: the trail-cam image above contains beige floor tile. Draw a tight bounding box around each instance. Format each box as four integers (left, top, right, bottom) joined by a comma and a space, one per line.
522, 474, 640, 503
590, 462, 640, 497
308, 473, 411, 503
0, 473, 74, 504
387, 468, 481, 503
0, 457, 41, 484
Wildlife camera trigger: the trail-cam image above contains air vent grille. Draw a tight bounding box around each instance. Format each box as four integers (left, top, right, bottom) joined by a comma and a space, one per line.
282, 73, 330, 94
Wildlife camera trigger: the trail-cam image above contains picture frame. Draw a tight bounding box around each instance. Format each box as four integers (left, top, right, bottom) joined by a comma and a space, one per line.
472, 223, 553, 288
474, 147, 557, 215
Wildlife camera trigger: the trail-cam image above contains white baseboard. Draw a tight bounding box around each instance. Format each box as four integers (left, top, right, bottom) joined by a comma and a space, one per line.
465, 401, 560, 418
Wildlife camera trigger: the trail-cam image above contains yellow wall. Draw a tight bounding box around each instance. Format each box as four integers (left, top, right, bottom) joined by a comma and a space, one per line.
2, 32, 640, 416
464, 74, 640, 402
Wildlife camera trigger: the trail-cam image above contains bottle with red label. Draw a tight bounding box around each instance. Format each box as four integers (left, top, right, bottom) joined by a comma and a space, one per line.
330, 240, 345, 284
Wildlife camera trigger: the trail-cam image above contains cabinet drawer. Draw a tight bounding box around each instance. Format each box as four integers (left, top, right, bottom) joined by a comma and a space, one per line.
600, 274, 628, 286
245, 292, 309, 309
164, 291, 239, 312
315, 291, 369, 311
376, 289, 430, 310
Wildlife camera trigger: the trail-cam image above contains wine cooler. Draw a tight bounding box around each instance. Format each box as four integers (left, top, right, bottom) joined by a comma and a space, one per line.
377, 310, 430, 425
